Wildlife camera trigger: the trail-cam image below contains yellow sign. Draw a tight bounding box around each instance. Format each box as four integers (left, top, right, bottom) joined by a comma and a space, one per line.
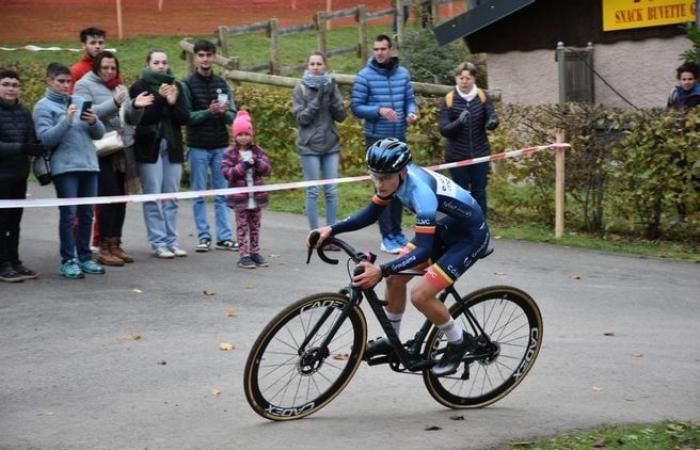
602, 0, 696, 31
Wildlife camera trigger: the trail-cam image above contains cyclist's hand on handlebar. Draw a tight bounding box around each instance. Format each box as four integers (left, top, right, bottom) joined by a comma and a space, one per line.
351, 261, 382, 289
307, 226, 333, 249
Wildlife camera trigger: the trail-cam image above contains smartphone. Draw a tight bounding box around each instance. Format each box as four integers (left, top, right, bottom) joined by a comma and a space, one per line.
80, 100, 93, 117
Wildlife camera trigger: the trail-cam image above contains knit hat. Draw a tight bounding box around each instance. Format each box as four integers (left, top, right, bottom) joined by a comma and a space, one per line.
232, 110, 254, 137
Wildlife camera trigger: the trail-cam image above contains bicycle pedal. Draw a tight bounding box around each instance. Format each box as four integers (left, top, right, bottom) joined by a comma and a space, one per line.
365, 355, 393, 366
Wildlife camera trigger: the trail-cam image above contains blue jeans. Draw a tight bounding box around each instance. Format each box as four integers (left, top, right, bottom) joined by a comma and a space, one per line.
449, 162, 489, 219
53, 171, 98, 263
188, 147, 232, 241
300, 153, 339, 230
138, 143, 183, 249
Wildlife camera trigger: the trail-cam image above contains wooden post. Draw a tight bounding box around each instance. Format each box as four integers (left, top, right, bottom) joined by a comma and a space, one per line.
555, 131, 566, 238
116, 0, 124, 40
396, 0, 405, 51
326, 0, 332, 30
357, 5, 367, 62
158, 0, 163, 11
269, 18, 280, 75
217, 26, 229, 59
315, 12, 328, 56
431, 0, 440, 24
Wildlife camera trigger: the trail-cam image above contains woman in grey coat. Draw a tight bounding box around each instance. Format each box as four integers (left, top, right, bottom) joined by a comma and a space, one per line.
74, 51, 153, 266
292, 52, 346, 233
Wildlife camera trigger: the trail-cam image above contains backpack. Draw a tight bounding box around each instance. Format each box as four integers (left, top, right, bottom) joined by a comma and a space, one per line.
445, 88, 486, 108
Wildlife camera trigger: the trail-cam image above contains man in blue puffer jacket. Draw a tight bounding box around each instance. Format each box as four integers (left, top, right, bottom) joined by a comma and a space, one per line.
351, 34, 418, 254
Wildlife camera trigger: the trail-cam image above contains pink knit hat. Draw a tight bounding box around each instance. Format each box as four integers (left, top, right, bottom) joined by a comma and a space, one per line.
232, 110, 254, 137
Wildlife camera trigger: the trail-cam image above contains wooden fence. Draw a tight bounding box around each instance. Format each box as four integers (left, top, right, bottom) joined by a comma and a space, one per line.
214, 0, 470, 76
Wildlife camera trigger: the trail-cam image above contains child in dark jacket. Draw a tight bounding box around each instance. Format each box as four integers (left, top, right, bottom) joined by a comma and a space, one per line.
221, 110, 272, 269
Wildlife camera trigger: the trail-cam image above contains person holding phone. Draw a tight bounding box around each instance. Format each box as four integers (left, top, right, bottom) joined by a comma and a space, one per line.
33, 63, 107, 279
74, 51, 154, 266
182, 40, 237, 253
129, 49, 189, 259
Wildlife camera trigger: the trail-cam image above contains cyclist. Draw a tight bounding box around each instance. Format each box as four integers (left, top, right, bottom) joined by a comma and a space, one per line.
308, 138, 490, 376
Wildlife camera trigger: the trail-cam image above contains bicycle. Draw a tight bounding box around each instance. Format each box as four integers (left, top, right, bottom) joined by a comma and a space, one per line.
243, 232, 543, 421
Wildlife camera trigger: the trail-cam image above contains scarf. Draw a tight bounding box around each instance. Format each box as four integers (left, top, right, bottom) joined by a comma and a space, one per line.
105, 76, 124, 91
140, 68, 178, 146
140, 68, 176, 94
302, 70, 331, 89
456, 84, 478, 102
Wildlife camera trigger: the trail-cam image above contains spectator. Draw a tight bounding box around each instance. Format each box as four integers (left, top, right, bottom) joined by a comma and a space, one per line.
70, 27, 106, 94
392, 0, 410, 34
438, 62, 498, 219
665, 61, 700, 224
74, 51, 154, 266
34, 63, 106, 279
351, 34, 418, 254
221, 111, 272, 269
129, 49, 189, 259
182, 40, 237, 253
0, 69, 48, 282
292, 51, 346, 237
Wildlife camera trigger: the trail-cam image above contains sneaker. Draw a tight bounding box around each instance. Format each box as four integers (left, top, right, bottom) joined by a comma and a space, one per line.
11, 260, 39, 280
392, 232, 409, 247
431, 331, 477, 377
79, 259, 106, 275
195, 238, 211, 253
59, 259, 84, 279
380, 236, 401, 254
153, 247, 175, 259
0, 261, 24, 283
363, 336, 395, 360
216, 239, 238, 251
250, 253, 269, 267
169, 245, 188, 257
237, 256, 256, 269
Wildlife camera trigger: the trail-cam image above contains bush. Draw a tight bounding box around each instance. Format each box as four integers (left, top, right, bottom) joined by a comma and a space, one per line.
400, 29, 477, 85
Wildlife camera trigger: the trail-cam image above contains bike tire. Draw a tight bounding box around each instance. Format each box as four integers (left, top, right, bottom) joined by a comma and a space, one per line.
422, 286, 543, 409
244, 292, 367, 421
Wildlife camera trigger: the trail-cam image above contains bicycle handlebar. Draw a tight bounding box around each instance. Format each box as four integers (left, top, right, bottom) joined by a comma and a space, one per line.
306, 231, 375, 266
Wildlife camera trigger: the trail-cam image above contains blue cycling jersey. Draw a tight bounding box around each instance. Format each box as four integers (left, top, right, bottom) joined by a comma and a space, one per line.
331, 164, 486, 278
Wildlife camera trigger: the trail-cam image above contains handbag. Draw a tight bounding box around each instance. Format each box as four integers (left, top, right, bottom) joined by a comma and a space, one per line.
94, 130, 125, 157
32, 154, 52, 186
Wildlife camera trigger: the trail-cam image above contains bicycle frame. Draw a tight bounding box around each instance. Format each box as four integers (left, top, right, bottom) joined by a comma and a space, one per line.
302, 235, 490, 373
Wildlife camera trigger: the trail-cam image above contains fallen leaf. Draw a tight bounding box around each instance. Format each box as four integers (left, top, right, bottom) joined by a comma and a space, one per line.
592, 438, 606, 448
494, 271, 506, 276
132, 288, 143, 294
667, 423, 685, 432
603, 332, 615, 336
121, 332, 141, 341
449, 415, 464, 421
493, 235, 502, 240
210, 389, 222, 396
570, 275, 582, 280
157, 360, 167, 365
631, 352, 644, 358
225, 308, 237, 317
332, 353, 349, 361
203, 290, 216, 296
219, 342, 235, 351
245, 284, 254, 290
592, 385, 602, 391
269, 254, 281, 259
608, 233, 623, 241
424, 425, 442, 431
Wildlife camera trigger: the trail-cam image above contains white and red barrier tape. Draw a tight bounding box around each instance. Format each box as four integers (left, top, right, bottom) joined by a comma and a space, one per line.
0, 46, 117, 52
0, 143, 569, 209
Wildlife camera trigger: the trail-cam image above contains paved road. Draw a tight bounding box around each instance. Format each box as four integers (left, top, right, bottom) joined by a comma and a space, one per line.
1, 184, 699, 450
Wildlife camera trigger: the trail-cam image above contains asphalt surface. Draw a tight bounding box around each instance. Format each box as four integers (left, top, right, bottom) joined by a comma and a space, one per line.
1, 183, 699, 450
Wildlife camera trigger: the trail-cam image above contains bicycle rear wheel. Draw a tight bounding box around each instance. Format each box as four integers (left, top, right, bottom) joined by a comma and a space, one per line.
244, 292, 367, 420
422, 286, 543, 408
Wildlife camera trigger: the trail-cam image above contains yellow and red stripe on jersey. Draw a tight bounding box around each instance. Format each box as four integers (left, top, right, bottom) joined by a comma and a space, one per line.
371, 195, 391, 206
424, 263, 454, 291
415, 225, 435, 234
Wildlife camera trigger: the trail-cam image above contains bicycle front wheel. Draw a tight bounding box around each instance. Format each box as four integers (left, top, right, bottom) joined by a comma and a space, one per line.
244, 292, 367, 420
423, 286, 543, 409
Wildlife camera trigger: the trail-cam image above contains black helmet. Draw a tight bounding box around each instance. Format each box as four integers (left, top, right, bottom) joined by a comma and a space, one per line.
366, 138, 412, 174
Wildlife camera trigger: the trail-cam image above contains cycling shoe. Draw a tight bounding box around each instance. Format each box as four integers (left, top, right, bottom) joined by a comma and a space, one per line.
363, 336, 395, 360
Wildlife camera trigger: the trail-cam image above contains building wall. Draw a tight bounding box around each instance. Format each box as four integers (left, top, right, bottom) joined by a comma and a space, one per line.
486, 36, 690, 109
